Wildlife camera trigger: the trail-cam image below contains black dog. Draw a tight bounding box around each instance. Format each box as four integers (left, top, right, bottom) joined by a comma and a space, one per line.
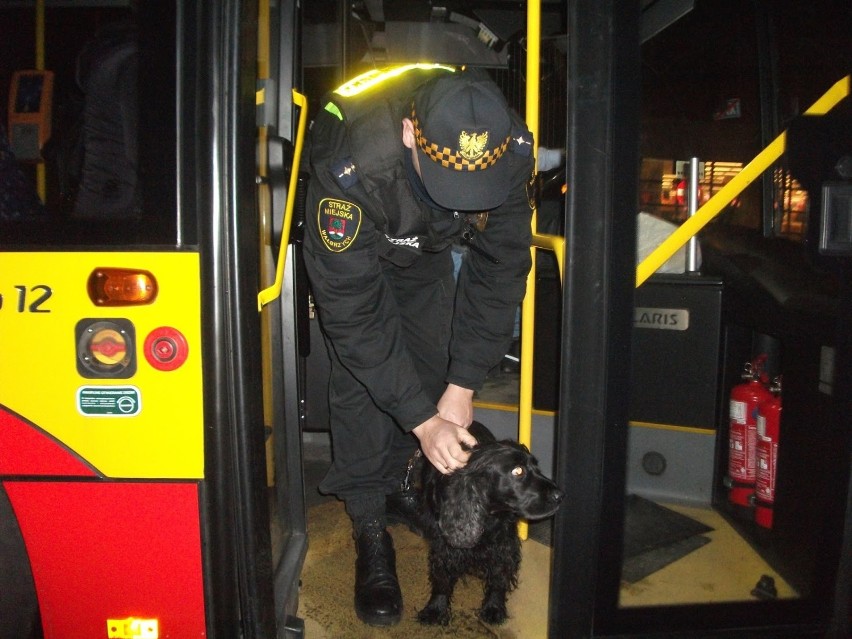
417, 421, 563, 626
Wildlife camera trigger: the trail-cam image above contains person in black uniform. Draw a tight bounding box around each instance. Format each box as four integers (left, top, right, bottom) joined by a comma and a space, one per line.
303, 65, 535, 626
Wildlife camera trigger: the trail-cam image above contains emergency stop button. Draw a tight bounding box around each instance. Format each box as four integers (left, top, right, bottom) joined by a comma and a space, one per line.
144, 327, 188, 371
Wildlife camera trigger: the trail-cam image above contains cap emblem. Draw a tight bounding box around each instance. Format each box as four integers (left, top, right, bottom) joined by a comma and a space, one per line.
458, 131, 488, 161
411, 105, 509, 173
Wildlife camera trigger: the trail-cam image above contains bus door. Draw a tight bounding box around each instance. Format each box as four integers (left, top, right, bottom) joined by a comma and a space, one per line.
0, 2, 306, 637
548, 1, 851, 638
259, 0, 311, 635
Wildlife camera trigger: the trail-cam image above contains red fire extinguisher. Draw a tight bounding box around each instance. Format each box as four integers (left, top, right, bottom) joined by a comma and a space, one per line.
755, 376, 782, 528
728, 356, 772, 508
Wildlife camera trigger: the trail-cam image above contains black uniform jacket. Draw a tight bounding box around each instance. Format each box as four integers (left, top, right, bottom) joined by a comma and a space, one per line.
303, 69, 535, 432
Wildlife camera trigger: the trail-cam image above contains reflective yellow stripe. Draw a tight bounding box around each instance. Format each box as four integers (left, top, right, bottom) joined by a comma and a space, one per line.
333, 63, 455, 98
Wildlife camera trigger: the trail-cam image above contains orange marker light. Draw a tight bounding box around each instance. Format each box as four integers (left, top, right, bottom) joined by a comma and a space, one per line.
88, 268, 158, 306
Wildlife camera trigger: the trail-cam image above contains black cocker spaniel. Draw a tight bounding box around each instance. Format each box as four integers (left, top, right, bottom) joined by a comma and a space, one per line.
417, 421, 564, 626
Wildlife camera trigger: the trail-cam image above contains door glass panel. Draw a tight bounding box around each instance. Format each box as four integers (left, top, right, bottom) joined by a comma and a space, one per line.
617, 0, 849, 617
0, 2, 178, 248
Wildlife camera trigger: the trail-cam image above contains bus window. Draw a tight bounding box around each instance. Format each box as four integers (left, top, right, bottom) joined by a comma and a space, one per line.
640, 1, 763, 231
638, 0, 850, 242
613, 0, 851, 623
0, 2, 179, 248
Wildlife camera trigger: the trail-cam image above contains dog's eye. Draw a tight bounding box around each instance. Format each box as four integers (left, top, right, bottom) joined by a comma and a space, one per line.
511, 466, 525, 477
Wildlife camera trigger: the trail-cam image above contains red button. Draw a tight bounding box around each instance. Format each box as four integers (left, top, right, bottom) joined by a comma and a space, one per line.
153, 337, 176, 361
144, 327, 188, 371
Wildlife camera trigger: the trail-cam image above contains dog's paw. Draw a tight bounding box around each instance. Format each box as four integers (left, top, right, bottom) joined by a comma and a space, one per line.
478, 603, 508, 625
417, 603, 451, 626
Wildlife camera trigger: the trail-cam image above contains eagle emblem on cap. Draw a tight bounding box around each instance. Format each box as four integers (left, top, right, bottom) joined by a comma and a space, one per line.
458, 130, 489, 161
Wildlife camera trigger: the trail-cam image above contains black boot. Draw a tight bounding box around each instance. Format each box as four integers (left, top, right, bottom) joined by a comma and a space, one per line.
386, 488, 425, 537
354, 521, 402, 626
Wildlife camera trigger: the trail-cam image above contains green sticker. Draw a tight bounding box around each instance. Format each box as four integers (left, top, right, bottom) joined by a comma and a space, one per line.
77, 386, 141, 417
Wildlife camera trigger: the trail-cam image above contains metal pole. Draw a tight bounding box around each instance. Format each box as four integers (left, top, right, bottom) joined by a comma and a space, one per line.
687, 156, 700, 272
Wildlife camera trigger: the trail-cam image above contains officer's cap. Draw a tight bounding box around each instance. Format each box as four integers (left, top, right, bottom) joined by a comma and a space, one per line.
411, 70, 513, 211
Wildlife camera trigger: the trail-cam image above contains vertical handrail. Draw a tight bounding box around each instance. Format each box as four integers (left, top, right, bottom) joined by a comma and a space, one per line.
686, 157, 701, 272
518, 0, 542, 541
257, 89, 309, 311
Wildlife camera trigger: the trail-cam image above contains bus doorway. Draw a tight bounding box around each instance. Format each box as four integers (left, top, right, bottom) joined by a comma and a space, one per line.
284, 1, 850, 637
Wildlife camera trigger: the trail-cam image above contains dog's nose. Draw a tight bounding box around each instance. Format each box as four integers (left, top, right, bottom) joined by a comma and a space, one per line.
550, 488, 564, 504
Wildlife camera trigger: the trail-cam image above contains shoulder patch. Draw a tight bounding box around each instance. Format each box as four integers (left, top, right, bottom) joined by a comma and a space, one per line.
318, 198, 362, 252
509, 126, 534, 157
329, 157, 359, 190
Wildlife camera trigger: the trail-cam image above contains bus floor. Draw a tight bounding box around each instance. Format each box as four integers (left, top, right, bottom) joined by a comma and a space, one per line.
293, 425, 796, 639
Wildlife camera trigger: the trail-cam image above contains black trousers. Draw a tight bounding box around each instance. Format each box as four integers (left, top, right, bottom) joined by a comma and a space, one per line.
318, 248, 455, 519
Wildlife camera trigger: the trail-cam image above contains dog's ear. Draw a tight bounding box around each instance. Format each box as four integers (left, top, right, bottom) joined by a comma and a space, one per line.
438, 473, 488, 549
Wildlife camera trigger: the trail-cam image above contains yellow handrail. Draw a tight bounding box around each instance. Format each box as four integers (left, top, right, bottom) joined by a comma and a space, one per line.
257, 89, 309, 311
635, 75, 850, 288
532, 232, 565, 278
517, 0, 543, 541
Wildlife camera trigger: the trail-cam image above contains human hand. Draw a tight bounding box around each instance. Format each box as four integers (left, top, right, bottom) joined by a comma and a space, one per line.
437, 383, 474, 428
412, 414, 478, 475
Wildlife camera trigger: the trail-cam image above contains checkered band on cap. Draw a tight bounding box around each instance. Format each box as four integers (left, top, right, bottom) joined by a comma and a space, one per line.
411, 105, 510, 172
